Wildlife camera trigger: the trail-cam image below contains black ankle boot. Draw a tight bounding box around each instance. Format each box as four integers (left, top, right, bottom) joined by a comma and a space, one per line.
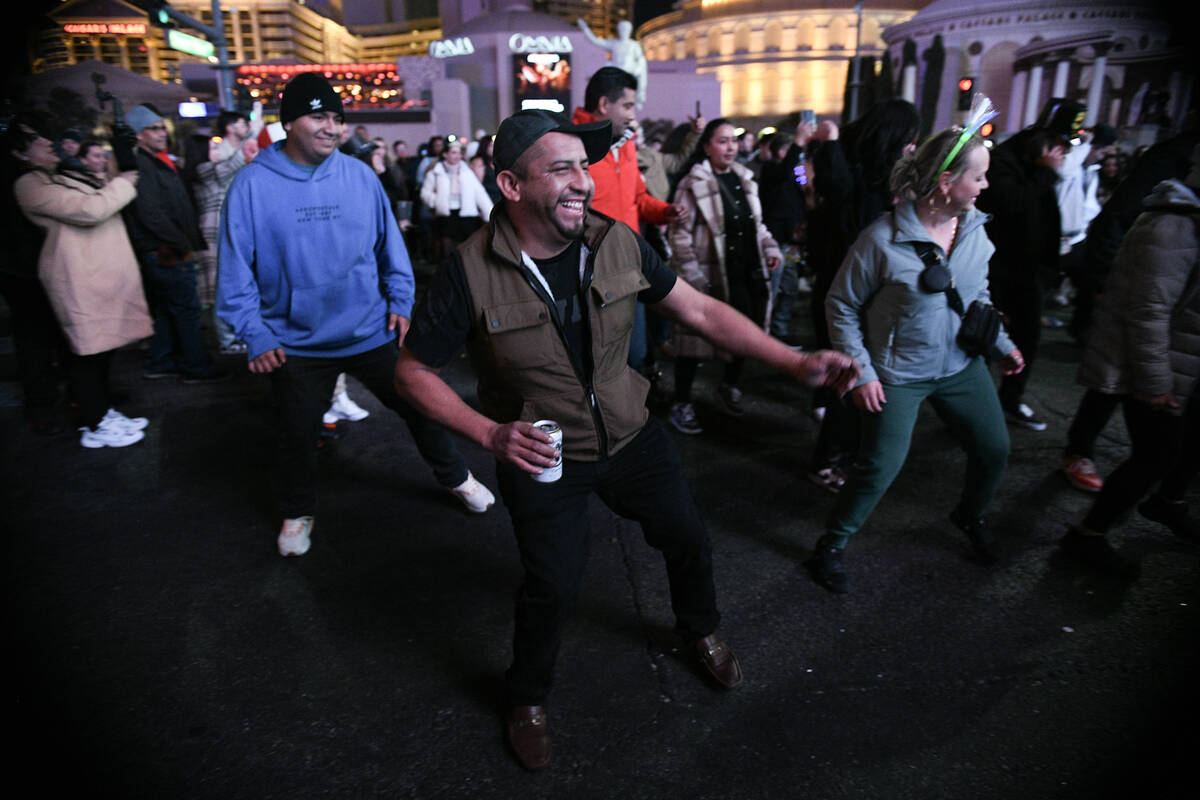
805, 536, 849, 594
950, 506, 998, 563
1138, 495, 1200, 542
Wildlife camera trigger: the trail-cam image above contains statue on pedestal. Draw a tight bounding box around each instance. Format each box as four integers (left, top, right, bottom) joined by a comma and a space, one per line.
577, 19, 647, 108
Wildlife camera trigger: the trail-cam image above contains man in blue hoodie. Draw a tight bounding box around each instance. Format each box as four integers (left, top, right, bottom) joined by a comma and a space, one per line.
217, 72, 495, 557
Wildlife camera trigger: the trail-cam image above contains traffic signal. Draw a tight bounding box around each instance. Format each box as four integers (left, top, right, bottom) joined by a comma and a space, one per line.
957, 77, 975, 112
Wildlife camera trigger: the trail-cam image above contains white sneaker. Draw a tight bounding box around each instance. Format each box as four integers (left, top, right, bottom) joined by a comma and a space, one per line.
103, 408, 149, 432
278, 516, 314, 556
669, 402, 703, 435
79, 418, 145, 448
328, 391, 370, 422
450, 471, 495, 513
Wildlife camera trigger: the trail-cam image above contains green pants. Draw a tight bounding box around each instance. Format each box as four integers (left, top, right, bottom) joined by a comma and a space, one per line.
825, 358, 1010, 546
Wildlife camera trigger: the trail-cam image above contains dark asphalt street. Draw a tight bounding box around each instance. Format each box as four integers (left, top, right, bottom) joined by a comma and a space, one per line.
3, 291, 1198, 799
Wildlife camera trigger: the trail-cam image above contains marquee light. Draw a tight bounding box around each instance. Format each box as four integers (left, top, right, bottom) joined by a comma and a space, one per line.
64, 23, 148, 35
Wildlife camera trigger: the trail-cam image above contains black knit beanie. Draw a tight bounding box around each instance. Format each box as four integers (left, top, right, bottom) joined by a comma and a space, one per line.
280, 73, 344, 124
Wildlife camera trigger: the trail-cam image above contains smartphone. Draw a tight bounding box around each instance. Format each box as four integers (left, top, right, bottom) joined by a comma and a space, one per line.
695, 101, 701, 118
800, 109, 816, 126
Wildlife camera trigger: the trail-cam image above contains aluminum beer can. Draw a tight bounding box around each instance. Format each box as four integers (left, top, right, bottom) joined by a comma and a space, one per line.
532, 419, 563, 483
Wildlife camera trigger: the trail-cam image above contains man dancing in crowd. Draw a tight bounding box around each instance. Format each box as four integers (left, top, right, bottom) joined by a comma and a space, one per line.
218, 72, 495, 557
394, 109, 859, 769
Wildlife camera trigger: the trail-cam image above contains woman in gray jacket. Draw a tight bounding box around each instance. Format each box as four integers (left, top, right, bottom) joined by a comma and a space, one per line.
807, 125, 1025, 594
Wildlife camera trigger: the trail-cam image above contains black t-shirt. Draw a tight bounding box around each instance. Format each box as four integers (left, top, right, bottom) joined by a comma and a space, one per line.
405, 229, 677, 369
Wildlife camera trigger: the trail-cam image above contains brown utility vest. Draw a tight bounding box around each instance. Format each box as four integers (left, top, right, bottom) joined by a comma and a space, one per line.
457, 207, 651, 460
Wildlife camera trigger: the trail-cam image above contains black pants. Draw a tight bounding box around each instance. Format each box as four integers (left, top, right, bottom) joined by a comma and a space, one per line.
990, 278, 1043, 409
1083, 397, 1186, 533
268, 342, 468, 518
497, 420, 720, 705
67, 350, 113, 429
0, 273, 64, 423
1065, 389, 1121, 459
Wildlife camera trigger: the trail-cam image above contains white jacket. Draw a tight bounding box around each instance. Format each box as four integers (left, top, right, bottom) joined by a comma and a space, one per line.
419, 161, 494, 220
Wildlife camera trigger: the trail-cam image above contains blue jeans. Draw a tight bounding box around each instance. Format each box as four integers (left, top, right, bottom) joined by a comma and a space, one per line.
140, 252, 211, 375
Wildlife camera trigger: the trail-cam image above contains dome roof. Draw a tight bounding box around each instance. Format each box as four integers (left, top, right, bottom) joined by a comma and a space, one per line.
917, 0, 1094, 20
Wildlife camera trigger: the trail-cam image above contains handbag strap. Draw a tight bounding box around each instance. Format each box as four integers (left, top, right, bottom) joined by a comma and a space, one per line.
912, 241, 966, 316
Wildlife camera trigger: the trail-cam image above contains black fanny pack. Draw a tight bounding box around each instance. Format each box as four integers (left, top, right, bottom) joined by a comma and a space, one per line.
913, 242, 1002, 359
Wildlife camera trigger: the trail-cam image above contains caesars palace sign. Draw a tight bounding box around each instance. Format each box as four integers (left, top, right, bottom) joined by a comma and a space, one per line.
429, 33, 573, 59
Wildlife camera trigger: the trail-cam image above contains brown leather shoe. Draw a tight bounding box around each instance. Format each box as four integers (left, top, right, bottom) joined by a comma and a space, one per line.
506, 705, 551, 770
695, 634, 743, 689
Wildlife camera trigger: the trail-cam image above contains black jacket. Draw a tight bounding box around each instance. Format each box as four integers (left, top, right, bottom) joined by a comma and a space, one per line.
977, 130, 1061, 289
123, 147, 203, 258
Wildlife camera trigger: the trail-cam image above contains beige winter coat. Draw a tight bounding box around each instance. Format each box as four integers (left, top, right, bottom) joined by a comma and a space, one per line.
669, 159, 781, 359
15, 170, 152, 356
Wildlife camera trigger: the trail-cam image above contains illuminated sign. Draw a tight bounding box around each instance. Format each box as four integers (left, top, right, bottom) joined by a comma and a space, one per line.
167, 29, 214, 59
514, 52, 571, 114
237, 63, 396, 75
63, 23, 147, 35
429, 37, 475, 59
509, 34, 573, 54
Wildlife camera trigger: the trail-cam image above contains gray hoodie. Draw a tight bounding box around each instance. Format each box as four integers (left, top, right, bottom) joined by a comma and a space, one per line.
826, 201, 1015, 387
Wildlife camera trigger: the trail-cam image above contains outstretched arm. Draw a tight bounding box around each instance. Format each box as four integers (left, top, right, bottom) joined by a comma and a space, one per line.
652, 278, 859, 393
576, 18, 608, 49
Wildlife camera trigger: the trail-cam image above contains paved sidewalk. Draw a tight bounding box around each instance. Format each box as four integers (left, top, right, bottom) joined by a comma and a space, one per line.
3, 306, 1197, 798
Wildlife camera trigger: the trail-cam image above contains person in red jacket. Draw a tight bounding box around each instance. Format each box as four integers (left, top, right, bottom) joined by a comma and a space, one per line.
572, 66, 686, 372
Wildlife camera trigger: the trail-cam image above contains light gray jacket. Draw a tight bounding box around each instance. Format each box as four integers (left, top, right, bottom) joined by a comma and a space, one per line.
1077, 179, 1200, 412
826, 201, 1015, 387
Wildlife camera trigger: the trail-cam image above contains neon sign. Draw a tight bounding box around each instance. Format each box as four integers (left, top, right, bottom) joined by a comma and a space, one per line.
509, 34, 573, 54
64, 23, 148, 35
429, 37, 475, 59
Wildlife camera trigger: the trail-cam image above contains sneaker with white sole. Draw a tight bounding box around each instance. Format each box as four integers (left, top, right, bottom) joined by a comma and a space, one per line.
716, 383, 745, 417
669, 402, 703, 435
278, 516, 314, 556
79, 418, 145, 448
1005, 402, 1048, 431
1061, 455, 1103, 493
328, 391, 370, 422
450, 471, 495, 513
103, 408, 149, 432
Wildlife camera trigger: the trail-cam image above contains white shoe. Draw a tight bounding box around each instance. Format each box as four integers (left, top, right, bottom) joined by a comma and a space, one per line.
450, 472, 495, 513
79, 418, 145, 448
103, 408, 149, 432
278, 516, 314, 556
669, 402, 703, 435
322, 410, 339, 425
328, 391, 369, 422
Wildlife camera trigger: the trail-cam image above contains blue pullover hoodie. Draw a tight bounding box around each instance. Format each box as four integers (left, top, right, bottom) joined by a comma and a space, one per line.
217, 142, 414, 360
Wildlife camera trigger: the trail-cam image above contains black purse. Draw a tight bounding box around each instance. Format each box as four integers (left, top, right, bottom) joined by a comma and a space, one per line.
913, 242, 1002, 359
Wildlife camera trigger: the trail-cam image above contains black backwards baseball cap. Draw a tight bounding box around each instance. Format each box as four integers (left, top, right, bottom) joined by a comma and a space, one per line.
280, 72, 345, 125
492, 109, 611, 174
1034, 98, 1087, 145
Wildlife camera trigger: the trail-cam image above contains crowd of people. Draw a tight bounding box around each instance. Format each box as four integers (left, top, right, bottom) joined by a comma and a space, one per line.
4, 63, 1198, 770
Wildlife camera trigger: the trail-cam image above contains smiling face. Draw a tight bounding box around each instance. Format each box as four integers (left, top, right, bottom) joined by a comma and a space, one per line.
81, 144, 109, 175
501, 132, 594, 255
703, 123, 739, 173
283, 110, 344, 166
945, 144, 990, 213
16, 127, 60, 171
443, 143, 464, 166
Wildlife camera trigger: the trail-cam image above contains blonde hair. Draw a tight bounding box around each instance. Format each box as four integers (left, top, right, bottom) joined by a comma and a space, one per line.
890, 129, 985, 203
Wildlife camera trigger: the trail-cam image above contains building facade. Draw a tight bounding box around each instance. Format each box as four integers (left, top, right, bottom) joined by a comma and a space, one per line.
637, 1, 927, 123
35, 0, 437, 84
882, 0, 1189, 140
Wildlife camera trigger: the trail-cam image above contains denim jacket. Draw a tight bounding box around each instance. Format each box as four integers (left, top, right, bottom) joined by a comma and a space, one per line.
826, 201, 1015, 387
